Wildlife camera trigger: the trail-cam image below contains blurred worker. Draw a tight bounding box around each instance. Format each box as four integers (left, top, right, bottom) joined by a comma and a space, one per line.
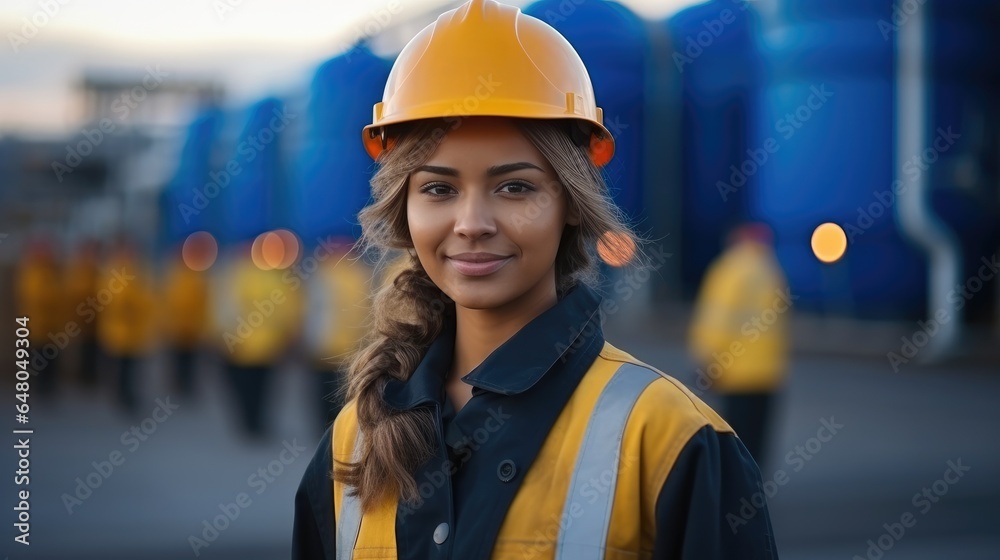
97, 236, 158, 415
15, 235, 65, 397
213, 244, 301, 439
65, 237, 102, 388
162, 234, 216, 399
688, 222, 790, 464
302, 238, 372, 428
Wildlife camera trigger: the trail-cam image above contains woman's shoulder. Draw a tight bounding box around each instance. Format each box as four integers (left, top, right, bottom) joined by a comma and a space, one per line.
595, 341, 734, 438
590, 342, 754, 511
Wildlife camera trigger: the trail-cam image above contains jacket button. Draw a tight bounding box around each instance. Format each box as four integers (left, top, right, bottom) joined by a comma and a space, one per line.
433, 522, 449, 544
497, 459, 517, 482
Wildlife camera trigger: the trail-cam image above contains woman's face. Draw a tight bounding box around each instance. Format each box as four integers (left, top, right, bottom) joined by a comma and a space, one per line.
407, 117, 575, 312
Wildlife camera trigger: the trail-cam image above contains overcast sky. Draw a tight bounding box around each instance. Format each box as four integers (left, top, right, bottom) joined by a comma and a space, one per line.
1, 0, 707, 136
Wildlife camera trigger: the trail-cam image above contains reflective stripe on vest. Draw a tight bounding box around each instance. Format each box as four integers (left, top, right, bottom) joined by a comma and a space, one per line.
337, 434, 364, 560
555, 362, 662, 559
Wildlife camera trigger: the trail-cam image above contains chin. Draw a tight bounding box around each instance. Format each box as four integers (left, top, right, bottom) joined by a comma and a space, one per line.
444, 281, 515, 311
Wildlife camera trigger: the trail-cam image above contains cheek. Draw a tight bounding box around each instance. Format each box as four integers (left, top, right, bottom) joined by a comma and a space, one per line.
501, 199, 566, 255
407, 202, 444, 257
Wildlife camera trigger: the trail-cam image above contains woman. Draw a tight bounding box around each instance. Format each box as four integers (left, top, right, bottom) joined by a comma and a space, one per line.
293, 1, 777, 558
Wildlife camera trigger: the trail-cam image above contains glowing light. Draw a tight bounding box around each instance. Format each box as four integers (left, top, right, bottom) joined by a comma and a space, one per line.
272, 229, 300, 269
597, 230, 636, 267
811, 223, 848, 263
251, 229, 300, 270
261, 232, 285, 269
251, 232, 275, 270
182, 231, 218, 271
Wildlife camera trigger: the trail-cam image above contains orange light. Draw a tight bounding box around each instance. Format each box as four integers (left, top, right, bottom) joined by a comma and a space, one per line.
251, 232, 274, 270
182, 231, 218, 271
261, 232, 285, 269
272, 229, 300, 269
597, 230, 635, 267
811, 222, 848, 263
251, 229, 301, 270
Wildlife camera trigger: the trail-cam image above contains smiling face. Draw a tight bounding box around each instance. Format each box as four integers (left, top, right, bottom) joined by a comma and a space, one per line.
406, 117, 577, 313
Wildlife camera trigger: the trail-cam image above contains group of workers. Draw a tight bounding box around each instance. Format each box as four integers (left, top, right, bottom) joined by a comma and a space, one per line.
13, 232, 379, 440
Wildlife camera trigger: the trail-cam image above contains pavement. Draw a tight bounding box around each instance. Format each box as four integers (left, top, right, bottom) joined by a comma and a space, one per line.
2, 316, 999, 560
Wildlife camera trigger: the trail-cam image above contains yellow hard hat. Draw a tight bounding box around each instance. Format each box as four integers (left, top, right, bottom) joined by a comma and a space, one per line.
362, 0, 615, 167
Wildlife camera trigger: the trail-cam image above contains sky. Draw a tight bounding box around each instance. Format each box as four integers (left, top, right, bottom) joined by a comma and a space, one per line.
0, 0, 708, 136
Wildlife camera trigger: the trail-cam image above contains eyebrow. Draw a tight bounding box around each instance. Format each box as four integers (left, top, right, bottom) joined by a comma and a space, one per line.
414, 161, 544, 177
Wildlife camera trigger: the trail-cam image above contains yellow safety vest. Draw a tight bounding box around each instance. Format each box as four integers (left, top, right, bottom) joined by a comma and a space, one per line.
162, 258, 211, 347
304, 257, 372, 369
96, 257, 158, 356
688, 242, 790, 393
213, 256, 301, 365
330, 342, 733, 559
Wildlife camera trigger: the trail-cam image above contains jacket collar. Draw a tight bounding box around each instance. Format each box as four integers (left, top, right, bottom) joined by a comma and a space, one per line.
382, 283, 604, 410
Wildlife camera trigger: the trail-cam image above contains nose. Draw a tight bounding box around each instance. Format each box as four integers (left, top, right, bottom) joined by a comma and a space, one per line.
453, 190, 497, 240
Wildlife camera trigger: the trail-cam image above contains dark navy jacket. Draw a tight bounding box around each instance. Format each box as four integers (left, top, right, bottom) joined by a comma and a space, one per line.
292, 284, 777, 559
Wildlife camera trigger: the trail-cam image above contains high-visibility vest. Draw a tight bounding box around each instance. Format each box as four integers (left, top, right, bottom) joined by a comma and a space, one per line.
688, 242, 790, 393
96, 257, 158, 357
303, 257, 372, 370
16, 258, 65, 344
330, 342, 733, 559
162, 258, 210, 347
212, 256, 301, 365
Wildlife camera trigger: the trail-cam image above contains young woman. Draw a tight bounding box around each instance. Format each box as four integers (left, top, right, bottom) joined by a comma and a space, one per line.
293, 1, 777, 558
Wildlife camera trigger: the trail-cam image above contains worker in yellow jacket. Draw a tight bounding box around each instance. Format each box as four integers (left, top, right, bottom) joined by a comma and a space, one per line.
162, 245, 212, 398
292, 2, 778, 557
302, 238, 373, 428
65, 237, 102, 388
688, 223, 791, 463
213, 245, 302, 438
97, 236, 158, 415
15, 236, 65, 396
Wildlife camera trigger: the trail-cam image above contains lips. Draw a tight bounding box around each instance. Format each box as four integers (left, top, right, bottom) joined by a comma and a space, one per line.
447, 253, 513, 277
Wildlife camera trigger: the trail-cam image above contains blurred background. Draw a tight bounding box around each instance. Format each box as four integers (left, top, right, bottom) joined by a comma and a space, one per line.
1, 0, 998, 558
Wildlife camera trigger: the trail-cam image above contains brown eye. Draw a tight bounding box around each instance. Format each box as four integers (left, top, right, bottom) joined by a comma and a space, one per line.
420, 183, 455, 196
497, 181, 535, 195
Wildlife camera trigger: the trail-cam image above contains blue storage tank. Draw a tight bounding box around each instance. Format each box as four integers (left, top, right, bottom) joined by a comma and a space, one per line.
926, 0, 1000, 324
665, 0, 762, 296
222, 97, 291, 244
752, 0, 927, 319
292, 42, 390, 248
160, 107, 224, 249
523, 0, 648, 224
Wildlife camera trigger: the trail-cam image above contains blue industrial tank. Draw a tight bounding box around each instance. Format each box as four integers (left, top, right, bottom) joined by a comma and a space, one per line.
222, 97, 291, 244
665, 0, 762, 296
752, 0, 928, 319
523, 0, 649, 224
926, 0, 1000, 324
162, 107, 224, 245
291, 42, 390, 248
